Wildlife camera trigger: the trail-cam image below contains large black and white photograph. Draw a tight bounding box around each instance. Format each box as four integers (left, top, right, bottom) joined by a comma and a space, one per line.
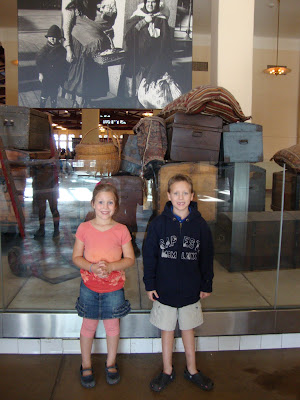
17, 0, 193, 109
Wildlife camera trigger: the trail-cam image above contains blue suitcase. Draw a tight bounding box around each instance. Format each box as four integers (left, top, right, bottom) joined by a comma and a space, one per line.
222, 122, 263, 163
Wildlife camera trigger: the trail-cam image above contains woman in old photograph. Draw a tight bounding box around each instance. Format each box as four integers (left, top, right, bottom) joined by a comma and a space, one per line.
62, 0, 117, 107
118, 0, 174, 107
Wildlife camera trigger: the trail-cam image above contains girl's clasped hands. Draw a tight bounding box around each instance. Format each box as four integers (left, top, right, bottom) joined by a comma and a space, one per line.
91, 261, 112, 278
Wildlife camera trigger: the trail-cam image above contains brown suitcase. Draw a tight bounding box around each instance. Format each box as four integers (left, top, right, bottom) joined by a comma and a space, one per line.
218, 164, 266, 213
286, 211, 300, 267
214, 211, 296, 271
156, 162, 217, 221
271, 171, 300, 211
169, 113, 223, 162
0, 166, 27, 226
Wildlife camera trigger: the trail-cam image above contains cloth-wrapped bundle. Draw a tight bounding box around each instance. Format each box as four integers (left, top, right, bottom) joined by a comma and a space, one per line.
158, 85, 250, 123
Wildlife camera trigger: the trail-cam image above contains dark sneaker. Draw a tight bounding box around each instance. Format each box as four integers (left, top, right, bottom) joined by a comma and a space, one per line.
184, 367, 214, 391
33, 228, 45, 239
80, 365, 95, 388
53, 229, 60, 238
105, 362, 120, 385
150, 368, 175, 392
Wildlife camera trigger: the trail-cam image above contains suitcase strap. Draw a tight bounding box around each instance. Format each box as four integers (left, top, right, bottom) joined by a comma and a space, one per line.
121, 154, 141, 166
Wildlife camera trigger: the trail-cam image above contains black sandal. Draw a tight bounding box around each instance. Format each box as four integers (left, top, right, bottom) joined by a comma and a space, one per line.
184, 367, 214, 391
105, 362, 120, 385
150, 368, 175, 392
80, 365, 95, 388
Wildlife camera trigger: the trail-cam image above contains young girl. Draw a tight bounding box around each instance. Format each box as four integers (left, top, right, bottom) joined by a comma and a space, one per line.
72, 182, 135, 388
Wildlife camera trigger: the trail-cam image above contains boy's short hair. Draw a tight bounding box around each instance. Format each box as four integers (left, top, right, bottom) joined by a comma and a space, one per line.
167, 174, 194, 193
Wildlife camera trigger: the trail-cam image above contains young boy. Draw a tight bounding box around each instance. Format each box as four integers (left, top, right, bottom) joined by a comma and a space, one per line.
143, 174, 214, 392
36, 25, 68, 108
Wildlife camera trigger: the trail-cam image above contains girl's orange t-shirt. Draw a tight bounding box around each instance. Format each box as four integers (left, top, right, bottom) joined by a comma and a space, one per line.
76, 221, 131, 293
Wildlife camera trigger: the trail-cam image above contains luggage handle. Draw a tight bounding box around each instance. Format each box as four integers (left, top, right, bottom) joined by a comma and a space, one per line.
192, 130, 204, 137
4, 119, 14, 127
80, 127, 121, 158
239, 139, 248, 145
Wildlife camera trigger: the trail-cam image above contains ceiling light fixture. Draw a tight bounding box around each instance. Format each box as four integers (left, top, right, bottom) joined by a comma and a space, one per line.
263, 0, 291, 76
143, 112, 153, 117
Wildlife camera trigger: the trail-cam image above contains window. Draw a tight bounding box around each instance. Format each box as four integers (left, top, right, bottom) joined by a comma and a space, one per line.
53, 133, 77, 151
60, 134, 67, 150
68, 134, 75, 151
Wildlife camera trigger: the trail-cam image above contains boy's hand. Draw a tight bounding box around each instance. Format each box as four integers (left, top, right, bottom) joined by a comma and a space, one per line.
147, 290, 159, 301
200, 291, 211, 299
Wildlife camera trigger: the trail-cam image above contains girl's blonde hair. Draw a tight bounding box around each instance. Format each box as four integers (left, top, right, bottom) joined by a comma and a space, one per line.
91, 182, 119, 214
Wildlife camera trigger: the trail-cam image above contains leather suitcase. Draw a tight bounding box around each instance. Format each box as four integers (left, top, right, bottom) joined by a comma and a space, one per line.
286, 211, 300, 267
271, 171, 300, 211
218, 164, 266, 212
169, 113, 223, 162
214, 211, 296, 271
0, 106, 51, 150
156, 162, 217, 221
221, 122, 263, 163
0, 166, 27, 227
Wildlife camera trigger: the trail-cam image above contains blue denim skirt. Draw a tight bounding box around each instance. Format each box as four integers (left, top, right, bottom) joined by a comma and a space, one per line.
75, 280, 131, 320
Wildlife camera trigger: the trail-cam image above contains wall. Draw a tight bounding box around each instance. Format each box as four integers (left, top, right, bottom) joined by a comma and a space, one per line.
190, 25, 300, 189
252, 37, 300, 188
252, 38, 300, 161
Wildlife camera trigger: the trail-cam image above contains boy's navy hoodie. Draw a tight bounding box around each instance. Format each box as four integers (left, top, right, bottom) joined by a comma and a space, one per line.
143, 201, 214, 308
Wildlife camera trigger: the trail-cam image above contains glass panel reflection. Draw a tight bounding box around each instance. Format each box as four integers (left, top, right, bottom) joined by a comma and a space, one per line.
1, 159, 298, 313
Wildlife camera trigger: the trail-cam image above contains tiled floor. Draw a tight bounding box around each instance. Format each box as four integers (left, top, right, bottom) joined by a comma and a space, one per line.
1, 349, 300, 399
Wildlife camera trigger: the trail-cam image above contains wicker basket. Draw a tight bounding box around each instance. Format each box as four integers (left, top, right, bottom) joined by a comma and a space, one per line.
75, 127, 121, 176
93, 48, 125, 66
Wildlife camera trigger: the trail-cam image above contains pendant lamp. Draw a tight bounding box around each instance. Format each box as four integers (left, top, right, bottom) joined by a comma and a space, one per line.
263, 0, 291, 75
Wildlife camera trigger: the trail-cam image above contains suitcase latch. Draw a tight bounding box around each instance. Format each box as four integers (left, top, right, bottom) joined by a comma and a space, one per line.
239, 139, 248, 145
4, 119, 14, 127
192, 130, 203, 137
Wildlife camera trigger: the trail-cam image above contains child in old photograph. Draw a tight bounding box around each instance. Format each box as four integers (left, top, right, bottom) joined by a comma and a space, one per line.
143, 174, 214, 392
36, 24, 68, 107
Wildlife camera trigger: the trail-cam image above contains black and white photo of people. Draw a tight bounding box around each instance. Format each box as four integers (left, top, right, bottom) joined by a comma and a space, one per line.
18, 0, 193, 109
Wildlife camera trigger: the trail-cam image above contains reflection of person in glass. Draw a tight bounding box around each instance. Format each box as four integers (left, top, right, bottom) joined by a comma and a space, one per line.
62, 0, 117, 107
31, 161, 60, 239
118, 0, 172, 106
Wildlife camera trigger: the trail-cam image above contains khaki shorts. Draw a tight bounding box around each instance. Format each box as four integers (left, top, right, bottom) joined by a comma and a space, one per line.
149, 300, 203, 331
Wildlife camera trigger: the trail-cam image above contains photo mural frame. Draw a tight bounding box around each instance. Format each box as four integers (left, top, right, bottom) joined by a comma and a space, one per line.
17, 0, 193, 109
